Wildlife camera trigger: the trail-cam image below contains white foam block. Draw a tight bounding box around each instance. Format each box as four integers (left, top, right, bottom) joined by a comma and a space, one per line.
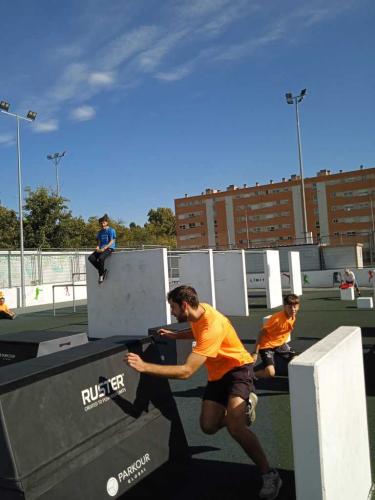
357, 297, 373, 309
213, 250, 248, 316
340, 287, 355, 301
263, 250, 283, 309
179, 250, 216, 307
288, 251, 303, 296
87, 249, 170, 338
289, 326, 372, 500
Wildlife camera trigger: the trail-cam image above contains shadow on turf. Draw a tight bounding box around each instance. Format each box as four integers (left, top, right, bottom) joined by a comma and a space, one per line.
363, 345, 375, 396
361, 327, 375, 338
309, 297, 340, 301
124, 458, 295, 500
256, 377, 290, 393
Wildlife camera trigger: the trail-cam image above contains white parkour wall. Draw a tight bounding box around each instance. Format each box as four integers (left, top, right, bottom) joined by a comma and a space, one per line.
179, 250, 216, 307
87, 249, 171, 338
213, 250, 248, 316
263, 250, 283, 309
288, 251, 302, 296
289, 327, 372, 500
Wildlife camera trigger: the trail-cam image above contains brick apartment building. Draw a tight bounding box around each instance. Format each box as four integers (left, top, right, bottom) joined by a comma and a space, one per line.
175, 165, 375, 258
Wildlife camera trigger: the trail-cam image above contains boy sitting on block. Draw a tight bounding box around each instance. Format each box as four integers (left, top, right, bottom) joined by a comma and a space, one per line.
253, 294, 299, 378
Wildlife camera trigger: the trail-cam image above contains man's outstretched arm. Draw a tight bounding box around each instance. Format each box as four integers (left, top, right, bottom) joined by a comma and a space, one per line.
157, 328, 194, 340
124, 351, 206, 380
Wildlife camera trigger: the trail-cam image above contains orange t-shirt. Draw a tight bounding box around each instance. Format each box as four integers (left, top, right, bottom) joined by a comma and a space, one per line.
258, 310, 295, 349
0, 303, 10, 314
191, 303, 253, 381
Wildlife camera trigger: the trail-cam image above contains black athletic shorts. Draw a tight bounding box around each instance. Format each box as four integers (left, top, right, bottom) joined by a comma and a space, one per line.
203, 363, 255, 407
259, 343, 296, 367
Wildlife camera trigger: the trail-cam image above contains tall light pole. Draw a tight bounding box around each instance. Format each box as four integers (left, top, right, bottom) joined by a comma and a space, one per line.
47, 151, 66, 197
285, 89, 309, 244
370, 193, 375, 263
0, 100, 37, 308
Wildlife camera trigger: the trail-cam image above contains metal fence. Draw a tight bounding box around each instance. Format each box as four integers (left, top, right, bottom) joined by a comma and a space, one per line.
0, 250, 89, 288
0, 246, 174, 289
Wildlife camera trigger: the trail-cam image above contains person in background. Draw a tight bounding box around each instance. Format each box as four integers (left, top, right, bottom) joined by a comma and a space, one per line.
253, 294, 300, 379
88, 214, 116, 284
343, 268, 361, 296
0, 291, 16, 320
125, 285, 282, 500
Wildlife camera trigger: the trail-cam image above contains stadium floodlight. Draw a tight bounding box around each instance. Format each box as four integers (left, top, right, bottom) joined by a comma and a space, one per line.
0, 100, 10, 112
0, 100, 37, 308
47, 151, 67, 197
26, 110, 37, 121
285, 89, 309, 244
285, 93, 294, 105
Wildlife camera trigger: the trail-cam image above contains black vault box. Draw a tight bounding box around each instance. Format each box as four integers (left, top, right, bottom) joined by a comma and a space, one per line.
0, 331, 89, 367
0, 335, 188, 500
148, 322, 193, 365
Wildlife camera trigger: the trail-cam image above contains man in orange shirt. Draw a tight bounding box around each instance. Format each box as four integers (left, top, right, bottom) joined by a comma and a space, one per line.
253, 294, 300, 378
125, 285, 282, 500
0, 291, 16, 320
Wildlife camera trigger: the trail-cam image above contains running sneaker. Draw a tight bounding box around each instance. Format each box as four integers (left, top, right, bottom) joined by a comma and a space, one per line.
259, 469, 282, 500
246, 392, 258, 426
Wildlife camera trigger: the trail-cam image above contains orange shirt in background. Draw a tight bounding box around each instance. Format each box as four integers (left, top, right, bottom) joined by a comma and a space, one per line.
258, 310, 295, 349
191, 303, 253, 381
0, 303, 10, 314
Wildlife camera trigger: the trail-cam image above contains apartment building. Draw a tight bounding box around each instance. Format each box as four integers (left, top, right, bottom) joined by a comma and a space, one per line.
175, 166, 375, 254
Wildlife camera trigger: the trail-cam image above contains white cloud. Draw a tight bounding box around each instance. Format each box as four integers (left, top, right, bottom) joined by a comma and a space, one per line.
24, 1, 354, 122
99, 26, 161, 71
34, 119, 59, 133
88, 72, 115, 86
174, 0, 232, 19
49, 63, 88, 103
70, 106, 96, 122
0, 133, 14, 145
156, 61, 195, 81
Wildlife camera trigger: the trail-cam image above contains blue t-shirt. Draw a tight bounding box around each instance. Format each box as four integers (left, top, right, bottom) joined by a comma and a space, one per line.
97, 227, 116, 249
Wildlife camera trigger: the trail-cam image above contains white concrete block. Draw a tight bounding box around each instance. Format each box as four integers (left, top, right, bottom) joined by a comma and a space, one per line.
340, 287, 355, 301
263, 250, 283, 309
87, 249, 170, 338
213, 250, 248, 316
357, 297, 373, 309
289, 327, 372, 500
288, 251, 303, 296
179, 250, 216, 307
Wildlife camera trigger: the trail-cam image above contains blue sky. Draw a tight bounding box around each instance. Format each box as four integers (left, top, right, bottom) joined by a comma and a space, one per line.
0, 0, 373, 225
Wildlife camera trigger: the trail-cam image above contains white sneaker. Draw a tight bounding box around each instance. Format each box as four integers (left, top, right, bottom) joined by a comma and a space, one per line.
245, 392, 258, 426
259, 469, 282, 500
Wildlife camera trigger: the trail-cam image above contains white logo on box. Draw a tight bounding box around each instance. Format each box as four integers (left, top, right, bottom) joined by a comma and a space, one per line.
106, 477, 119, 497
81, 373, 127, 412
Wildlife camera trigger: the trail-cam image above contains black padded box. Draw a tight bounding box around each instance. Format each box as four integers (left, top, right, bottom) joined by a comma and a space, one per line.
0, 331, 88, 367
148, 322, 193, 365
0, 336, 188, 499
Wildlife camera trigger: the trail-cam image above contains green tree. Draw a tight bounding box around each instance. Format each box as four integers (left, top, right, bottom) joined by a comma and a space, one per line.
23, 187, 87, 248
147, 207, 176, 236
0, 205, 19, 248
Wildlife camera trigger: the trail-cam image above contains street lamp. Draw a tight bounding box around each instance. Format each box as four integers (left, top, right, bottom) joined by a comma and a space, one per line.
285, 88, 309, 244
0, 100, 37, 308
47, 151, 66, 197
